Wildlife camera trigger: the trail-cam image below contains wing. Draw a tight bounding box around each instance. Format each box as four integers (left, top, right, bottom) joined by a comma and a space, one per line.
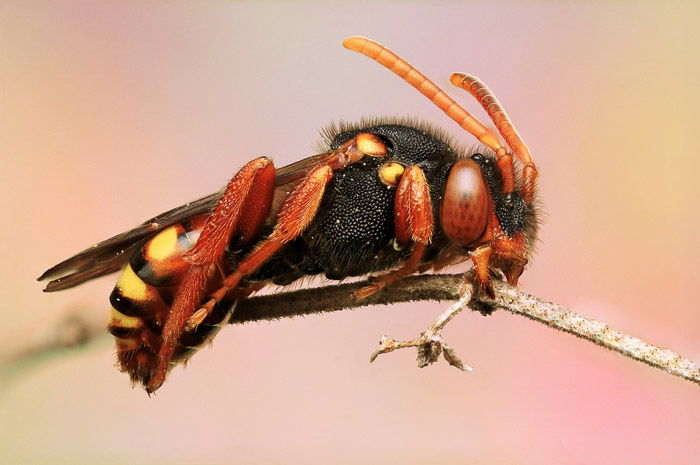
38, 190, 223, 292
38, 152, 332, 292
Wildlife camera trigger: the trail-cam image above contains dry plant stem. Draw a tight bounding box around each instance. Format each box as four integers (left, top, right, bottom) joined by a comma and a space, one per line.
7, 274, 699, 387
232, 274, 700, 385
492, 280, 700, 385
0, 309, 107, 383
368, 281, 475, 371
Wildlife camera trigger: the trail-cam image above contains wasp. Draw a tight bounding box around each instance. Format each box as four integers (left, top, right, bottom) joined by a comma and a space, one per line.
39, 37, 539, 393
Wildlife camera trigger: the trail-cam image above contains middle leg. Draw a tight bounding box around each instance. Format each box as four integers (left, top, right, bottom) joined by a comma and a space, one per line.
354, 165, 434, 299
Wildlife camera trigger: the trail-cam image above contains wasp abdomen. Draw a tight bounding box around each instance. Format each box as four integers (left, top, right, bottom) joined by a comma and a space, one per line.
106, 215, 233, 387
130, 219, 204, 287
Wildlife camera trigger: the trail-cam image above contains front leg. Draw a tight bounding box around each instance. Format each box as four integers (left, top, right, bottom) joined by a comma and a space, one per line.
355, 165, 434, 299
470, 245, 495, 299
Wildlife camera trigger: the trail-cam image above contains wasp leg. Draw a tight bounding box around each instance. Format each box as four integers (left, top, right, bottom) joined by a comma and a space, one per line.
146, 157, 276, 393
139, 327, 161, 353
418, 244, 468, 274
492, 231, 528, 286
184, 282, 265, 331
355, 165, 434, 299
195, 164, 334, 323
185, 157, 276, 266
185, 305, 215, 334
470, 245, 495, 299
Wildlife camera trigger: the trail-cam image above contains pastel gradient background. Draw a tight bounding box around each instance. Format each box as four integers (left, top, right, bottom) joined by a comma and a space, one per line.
2, 1, 699, 464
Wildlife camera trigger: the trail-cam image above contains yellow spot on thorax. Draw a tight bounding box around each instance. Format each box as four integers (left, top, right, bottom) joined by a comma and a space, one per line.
379, 162, 405, 186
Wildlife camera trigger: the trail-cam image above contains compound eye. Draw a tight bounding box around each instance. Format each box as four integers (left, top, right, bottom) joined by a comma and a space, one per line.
439, 158, 488, 246
356, 133, 388, 157
379, 162, 405, 186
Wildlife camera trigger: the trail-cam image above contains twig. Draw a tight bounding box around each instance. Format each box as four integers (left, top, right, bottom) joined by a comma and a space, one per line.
368, 279, 475, 371
6, 274, 699, 387
230, 274, 700, 385
0, 308, 107, 384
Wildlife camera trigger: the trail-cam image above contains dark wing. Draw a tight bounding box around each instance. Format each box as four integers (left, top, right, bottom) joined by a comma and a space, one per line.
38, 152, 332, 292
38, 190, 223, 292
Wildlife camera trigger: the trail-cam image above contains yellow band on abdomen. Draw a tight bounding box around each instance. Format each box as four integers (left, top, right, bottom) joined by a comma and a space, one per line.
117, 264, 159, 302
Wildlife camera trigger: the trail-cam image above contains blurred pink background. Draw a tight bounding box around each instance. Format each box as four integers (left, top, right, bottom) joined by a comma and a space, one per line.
2, 1, 699, 464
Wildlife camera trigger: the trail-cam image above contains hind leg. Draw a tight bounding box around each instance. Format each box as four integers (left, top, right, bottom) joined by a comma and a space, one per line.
146, 157, 276, 393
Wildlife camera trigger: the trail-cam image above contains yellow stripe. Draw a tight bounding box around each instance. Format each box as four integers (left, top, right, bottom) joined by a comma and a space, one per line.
117, 264, 158, 301
146, 226, 180, 261
114, 337, 140, 351
109, 307, 143, 329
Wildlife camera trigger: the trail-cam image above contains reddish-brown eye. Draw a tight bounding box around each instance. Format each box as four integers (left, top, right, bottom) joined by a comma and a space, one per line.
439, 158, 488, 246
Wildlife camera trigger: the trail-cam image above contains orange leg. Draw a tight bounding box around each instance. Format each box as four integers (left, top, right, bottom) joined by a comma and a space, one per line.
492, 230, 528, 286
470, 245, 495, 299
185, 157, 276, 266
194, 164, 334, 321
185, 282, 265, 331
355, 165, 434, 299
146, 157, 276, 393
418, 244, 468, 274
